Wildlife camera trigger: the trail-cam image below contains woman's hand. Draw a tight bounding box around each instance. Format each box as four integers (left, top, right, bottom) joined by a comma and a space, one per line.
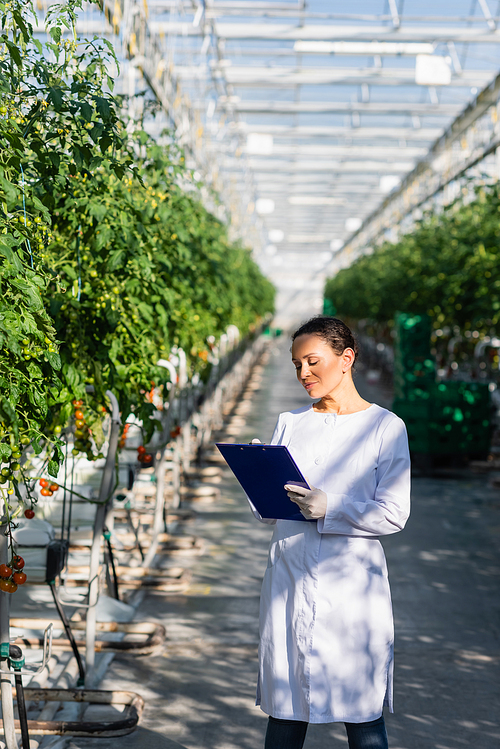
285, 483, 327, 520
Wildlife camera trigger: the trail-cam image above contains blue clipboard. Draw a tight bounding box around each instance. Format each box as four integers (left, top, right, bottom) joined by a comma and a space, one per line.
216, 443, 313, 522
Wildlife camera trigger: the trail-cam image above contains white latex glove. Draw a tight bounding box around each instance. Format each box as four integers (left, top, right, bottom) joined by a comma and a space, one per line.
284, 483, 327, 520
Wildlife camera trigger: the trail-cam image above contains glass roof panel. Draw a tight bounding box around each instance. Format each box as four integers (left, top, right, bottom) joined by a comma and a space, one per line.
56, 0, 500, 317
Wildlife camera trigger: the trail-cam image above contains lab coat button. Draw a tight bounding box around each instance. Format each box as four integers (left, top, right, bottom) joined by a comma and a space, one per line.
324, 416, 330, 424
315, 457, 323, 465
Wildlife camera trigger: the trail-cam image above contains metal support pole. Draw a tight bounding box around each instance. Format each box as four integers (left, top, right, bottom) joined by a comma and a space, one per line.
142, 380, 177, 568
85, 391, 121, 688
0, 512, 17, 749
142, 361, 178, 567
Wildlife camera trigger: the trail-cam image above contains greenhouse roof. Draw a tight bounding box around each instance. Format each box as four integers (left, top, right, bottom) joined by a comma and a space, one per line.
42, 0, 500, 318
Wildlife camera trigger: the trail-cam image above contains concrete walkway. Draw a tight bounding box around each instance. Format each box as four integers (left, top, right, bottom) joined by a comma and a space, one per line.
74, 338, 500, 749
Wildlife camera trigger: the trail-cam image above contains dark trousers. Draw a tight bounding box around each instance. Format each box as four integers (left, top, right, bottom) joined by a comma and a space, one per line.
264, 714, 389, 749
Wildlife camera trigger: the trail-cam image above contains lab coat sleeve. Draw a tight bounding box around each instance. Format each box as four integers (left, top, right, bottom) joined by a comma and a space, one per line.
317, 415, 411, 537
246, 413, 287, 525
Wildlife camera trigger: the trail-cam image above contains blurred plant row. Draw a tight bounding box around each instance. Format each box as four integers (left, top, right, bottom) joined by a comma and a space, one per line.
325, 182, 500, 380
0, 0, 274, 478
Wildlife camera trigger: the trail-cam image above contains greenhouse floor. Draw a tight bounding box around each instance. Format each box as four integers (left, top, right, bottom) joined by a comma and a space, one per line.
71, 338, 500, 749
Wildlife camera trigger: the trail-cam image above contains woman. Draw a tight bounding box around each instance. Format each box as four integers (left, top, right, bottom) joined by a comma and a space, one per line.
252, 317, 411, 749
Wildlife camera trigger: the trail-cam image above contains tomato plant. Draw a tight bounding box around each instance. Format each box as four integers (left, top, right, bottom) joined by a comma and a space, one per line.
325, 182, 500, 338
0, 0, 274, 556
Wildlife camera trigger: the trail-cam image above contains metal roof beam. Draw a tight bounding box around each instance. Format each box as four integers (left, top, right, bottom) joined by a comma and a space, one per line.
241, 146, 427, 159
216, 144, 427, 158
224, 159, 415, 172
178, 65, 492, 88
151, 22, 500, 44
232, 124, 443, 140
338, 70, 500, 262
215, 43, 435, 56
217, 100, 461, 116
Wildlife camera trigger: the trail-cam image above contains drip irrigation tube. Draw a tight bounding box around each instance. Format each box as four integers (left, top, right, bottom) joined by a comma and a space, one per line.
9, 646, 29, 749
48, 581, 85, 685
103, 526, 120, 600
1, 688, 144, 737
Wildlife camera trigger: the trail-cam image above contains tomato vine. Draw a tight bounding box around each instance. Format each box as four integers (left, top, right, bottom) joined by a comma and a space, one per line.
0, 0, 274, 554
325, 182, 500, 336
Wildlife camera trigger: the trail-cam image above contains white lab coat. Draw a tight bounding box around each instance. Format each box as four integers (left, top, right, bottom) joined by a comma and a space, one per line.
254, 403, 411, 724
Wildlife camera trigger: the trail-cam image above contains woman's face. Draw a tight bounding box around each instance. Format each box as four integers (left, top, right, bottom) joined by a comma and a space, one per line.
291, 333, 352, 400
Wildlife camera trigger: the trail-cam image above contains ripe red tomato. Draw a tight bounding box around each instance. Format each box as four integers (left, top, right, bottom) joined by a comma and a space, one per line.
0, 564, 12, 578
74, 409, 85, 420
12, 556, 25, 570
49, 483, 59, 492
39, 478, 49, 488
12, 571, 26, 585
0, 579, 17, 593
137, 446, 146, 454
40, 488, 51, 496
72, 399, 83, 407
24, 509, 35, 519
143, 454, 153, 464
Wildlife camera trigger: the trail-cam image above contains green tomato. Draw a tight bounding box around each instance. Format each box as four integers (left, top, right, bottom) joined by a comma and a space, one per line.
20, 436, 30, 446
10, 462, 21, 472
54, 425, 62, 435
90, 270, 98, 278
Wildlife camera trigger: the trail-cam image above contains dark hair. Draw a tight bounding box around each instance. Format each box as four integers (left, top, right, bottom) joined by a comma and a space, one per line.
291, 316, 359, 364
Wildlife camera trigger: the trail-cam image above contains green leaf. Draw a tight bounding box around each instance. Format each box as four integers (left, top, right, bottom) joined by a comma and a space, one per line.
49, 26, 61, 44
31, 436, 43, 455
47, 349, 62, 370
63, 364, 80, 390
0, 176, 17, 205
95, 96, 110, 120
48, 87, 64, 111
62, 264, 77, 280
53, 440, 65, 464
88, 201, 107, 221
80, 101, 93, 121
0, 443, 12, 461
47, 458, 59, 478
12, 10, 30, 43
6, 40, 22, 68
0, 241, 22, 271
107, 249, 125, 271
